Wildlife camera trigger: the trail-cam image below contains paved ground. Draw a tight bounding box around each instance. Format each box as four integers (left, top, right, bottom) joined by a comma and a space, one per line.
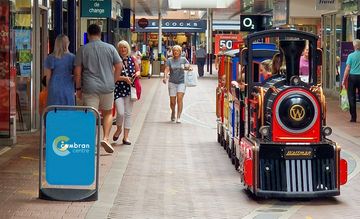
1, 66, 360, 219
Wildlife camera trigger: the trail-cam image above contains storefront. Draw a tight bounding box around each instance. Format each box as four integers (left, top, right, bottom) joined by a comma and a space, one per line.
80, 0, 127, 46
0, 0, 59, 145
134, 19, 207, 52
321, 0, 359, 95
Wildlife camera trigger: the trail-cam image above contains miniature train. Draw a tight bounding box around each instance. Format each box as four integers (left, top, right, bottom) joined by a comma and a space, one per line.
216, 29, 348, 198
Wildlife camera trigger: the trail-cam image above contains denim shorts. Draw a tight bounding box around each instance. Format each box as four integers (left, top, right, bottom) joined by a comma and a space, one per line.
168, 82, 186, 97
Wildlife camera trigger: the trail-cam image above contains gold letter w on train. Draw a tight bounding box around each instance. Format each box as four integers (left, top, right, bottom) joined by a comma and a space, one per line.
289, 105, 305, 121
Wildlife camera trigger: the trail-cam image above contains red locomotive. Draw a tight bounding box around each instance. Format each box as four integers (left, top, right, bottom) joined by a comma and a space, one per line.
228, 29, 348, 198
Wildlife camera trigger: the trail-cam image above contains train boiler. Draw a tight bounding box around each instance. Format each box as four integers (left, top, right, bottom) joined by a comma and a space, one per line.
233, 30, 347, 198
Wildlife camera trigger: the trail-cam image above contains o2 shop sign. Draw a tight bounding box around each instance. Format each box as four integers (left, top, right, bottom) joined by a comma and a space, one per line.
240, 15, 260, 32
215, 34, 242, 54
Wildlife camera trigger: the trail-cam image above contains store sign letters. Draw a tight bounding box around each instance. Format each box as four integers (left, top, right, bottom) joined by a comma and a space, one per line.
81, 0, 111, 18
315, 0, 338, 10
135, 19, 207, 33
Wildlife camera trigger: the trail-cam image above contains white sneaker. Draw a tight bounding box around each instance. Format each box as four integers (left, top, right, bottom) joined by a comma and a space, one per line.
101, 140, 114, 153
176, 118, 181, 123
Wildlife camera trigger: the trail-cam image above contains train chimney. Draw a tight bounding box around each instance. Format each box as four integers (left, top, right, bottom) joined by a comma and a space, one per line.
279, 40, 306, 84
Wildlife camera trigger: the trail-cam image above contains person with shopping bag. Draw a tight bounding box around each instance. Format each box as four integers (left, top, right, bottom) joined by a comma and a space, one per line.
342, 39, 360, 122
162, 45, 191, 123
113, 40, 141, 145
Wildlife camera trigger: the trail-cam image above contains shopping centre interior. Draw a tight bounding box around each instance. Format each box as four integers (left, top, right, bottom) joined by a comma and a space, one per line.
0, 0, 359, 145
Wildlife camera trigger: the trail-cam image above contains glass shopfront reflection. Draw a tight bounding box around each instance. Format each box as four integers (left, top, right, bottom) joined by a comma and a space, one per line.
13, 0, 33, 131
0, 0, 14, 140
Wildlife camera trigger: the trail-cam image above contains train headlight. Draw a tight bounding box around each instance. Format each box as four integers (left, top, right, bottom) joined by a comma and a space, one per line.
259, 126, 270, 136
290, 76, 301, 86
322, 127, 332, 136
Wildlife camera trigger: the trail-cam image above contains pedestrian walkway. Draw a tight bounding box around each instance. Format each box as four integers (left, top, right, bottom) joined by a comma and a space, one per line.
1, 66, 360, 218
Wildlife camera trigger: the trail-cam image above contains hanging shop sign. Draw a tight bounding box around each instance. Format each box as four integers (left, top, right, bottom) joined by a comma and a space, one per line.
138, 18, 149, 28
315, 0, 338, 10
135, 19, 207, 33
81, 0, 112, 18
239, 15, 271, 32
214, 34, 242, 54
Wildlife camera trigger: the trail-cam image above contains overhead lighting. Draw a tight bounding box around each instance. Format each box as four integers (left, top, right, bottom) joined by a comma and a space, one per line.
168, 0, 181, 9
168, 0, 236, 9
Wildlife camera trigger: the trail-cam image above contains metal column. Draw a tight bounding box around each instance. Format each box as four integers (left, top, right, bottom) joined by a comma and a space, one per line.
68, 0, 76, 53
158, 12, 162, 59
54, 0, 63, 36
208, 9, 213, 74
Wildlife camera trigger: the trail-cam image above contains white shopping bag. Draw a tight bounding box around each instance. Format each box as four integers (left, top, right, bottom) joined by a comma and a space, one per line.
184, 71, 198, 87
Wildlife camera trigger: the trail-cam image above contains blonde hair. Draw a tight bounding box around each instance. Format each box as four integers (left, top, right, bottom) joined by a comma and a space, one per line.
53, 34, 69, 58
261, 59, 272, 72
172, 45, 182, 53
117, 40, 131, 56
353, 39, 360, 50
272, 53, 284, 74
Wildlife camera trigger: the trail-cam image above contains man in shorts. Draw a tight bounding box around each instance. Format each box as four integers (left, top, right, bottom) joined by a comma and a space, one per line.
74, 24, 122, 153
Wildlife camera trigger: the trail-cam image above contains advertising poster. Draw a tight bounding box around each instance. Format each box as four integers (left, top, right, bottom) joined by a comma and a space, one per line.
340, 42, 354, 83
214, 34, 242, 54
15, 29, 32, 76
15, 29, 31, 50
46, 110, 96, 185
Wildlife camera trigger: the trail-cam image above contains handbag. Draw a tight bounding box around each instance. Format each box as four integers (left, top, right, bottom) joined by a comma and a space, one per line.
340, 88, 349, 111
130, 86, 138, 101
184, 71, 198, 87
134, 77, 142, 100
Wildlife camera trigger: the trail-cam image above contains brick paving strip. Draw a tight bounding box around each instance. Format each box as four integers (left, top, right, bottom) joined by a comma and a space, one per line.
0, 78, 159, 218
85, 79, 160, 218
106, 75, 260, 219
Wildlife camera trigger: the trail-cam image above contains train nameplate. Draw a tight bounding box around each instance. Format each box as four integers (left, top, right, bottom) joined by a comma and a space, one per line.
284, 147, 313, 159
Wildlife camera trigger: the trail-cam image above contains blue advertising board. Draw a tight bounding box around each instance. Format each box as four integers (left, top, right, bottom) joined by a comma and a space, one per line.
45, 110, 96, 186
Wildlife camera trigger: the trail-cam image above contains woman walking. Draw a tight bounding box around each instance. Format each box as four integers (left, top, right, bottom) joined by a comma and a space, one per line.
113, 40, 141, 145
44, 34, 75, 106
162, 45, 191, 123
342, 39, 360, 122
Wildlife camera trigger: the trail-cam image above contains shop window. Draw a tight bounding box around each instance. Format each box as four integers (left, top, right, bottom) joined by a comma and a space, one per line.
13, 0, 33, 131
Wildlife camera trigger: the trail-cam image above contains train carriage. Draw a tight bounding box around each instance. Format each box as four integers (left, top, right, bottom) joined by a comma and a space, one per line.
231, 29, 347, 198
231, 44, 278, 168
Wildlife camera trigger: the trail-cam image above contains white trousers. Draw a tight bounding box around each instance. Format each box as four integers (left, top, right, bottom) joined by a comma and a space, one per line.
115, 96, 134, 129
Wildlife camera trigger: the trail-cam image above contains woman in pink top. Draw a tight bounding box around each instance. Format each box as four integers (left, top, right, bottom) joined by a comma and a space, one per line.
299, 47, 309, 82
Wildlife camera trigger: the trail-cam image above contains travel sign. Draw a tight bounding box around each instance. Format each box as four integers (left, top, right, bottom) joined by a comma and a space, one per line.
81, 0, 111, 18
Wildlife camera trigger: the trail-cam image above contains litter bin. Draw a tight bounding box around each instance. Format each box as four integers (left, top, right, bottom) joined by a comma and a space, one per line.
152, 60, 161, 77
141, 59, 150, 77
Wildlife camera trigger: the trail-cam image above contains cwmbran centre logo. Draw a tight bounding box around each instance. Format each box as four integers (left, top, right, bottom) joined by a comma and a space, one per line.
52, 136, 90, 156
